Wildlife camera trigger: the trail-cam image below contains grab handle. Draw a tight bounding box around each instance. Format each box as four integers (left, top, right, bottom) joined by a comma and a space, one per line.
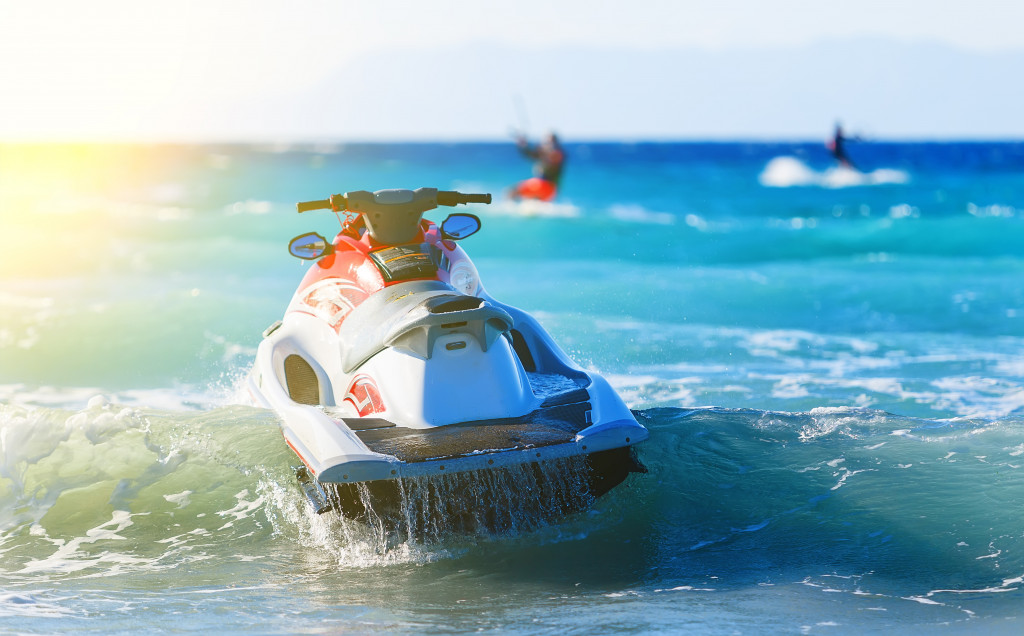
296, 199, 332, 213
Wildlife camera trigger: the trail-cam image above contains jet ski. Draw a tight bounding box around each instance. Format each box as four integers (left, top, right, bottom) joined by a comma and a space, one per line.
246, 187, 647, 532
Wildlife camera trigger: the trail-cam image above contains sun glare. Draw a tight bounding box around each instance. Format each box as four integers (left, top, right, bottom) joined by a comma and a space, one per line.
0, 1, 354, 142
0, 144, 191, 277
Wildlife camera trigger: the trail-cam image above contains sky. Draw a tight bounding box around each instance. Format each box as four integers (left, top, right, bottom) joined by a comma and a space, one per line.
2, 0, 1024, 141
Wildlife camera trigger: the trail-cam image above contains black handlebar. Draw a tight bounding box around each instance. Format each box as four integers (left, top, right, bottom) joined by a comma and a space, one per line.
437, 191, 492, 206
296, 189, 491, 214
296, 199, 332, 213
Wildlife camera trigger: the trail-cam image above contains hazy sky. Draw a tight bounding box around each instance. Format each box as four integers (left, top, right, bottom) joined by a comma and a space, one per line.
2, 0, 1023, 141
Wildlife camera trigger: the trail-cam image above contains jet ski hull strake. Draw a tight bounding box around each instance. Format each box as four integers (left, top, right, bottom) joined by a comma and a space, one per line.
247, 188, 648, 533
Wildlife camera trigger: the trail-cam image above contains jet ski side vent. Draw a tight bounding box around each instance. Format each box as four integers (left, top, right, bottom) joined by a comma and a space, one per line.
509, 329, 537, 373
284, 354, 320, 405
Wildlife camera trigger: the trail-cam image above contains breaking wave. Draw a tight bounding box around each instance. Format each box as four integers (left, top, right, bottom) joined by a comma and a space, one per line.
3, 398, 1024, 589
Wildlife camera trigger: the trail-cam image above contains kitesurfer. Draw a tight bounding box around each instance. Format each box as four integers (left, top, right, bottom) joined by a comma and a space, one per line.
827, 122, 857, 169
510, 132, 565, 201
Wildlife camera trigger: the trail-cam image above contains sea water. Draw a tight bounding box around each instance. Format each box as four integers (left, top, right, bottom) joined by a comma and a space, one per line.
2, 141, 1024, 633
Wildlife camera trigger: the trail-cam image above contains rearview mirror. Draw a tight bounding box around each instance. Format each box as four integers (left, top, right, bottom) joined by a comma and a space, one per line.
441, 213, 481, 240
288, 233, 333, 259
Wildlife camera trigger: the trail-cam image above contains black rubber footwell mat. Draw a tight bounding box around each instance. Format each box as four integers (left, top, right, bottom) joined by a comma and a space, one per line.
351, 401, 591, 463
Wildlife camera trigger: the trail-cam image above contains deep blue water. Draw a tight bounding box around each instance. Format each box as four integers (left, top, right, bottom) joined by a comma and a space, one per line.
2, 141, 1024, 633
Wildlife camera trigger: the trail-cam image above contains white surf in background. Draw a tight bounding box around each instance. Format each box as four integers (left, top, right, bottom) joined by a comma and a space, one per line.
759, 156, 910, 188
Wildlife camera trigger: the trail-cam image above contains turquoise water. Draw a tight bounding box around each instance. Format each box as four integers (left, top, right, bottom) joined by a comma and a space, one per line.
2, 141, 1024, 633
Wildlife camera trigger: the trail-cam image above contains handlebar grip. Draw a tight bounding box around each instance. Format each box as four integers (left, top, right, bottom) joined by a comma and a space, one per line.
437, 191, 492, 206
296, 199, 331, 213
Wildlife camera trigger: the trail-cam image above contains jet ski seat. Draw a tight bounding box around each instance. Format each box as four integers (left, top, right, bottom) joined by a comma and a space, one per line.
337, 281, 513, 374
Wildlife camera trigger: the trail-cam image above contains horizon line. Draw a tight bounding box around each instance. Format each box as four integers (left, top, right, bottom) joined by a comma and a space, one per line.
3, 135, 1024, 146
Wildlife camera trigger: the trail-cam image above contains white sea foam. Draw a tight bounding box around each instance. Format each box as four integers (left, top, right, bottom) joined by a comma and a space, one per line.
225, 199, 274, 216
608, 204, 675, 225
216, 489, 265, 530
759, 156, 909, 189
0, 292, 55, 311
967, 203, 1016, 218
0, 592, 77, 618
590, 313, 1024, 418
164, 490, 193, 508
487, 198, 580, 218
653, 585, 716, 592
18, 510, 141, 575
0, 382, 239, 411
929, 377, 1024, 419
742, 329, 827, 355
